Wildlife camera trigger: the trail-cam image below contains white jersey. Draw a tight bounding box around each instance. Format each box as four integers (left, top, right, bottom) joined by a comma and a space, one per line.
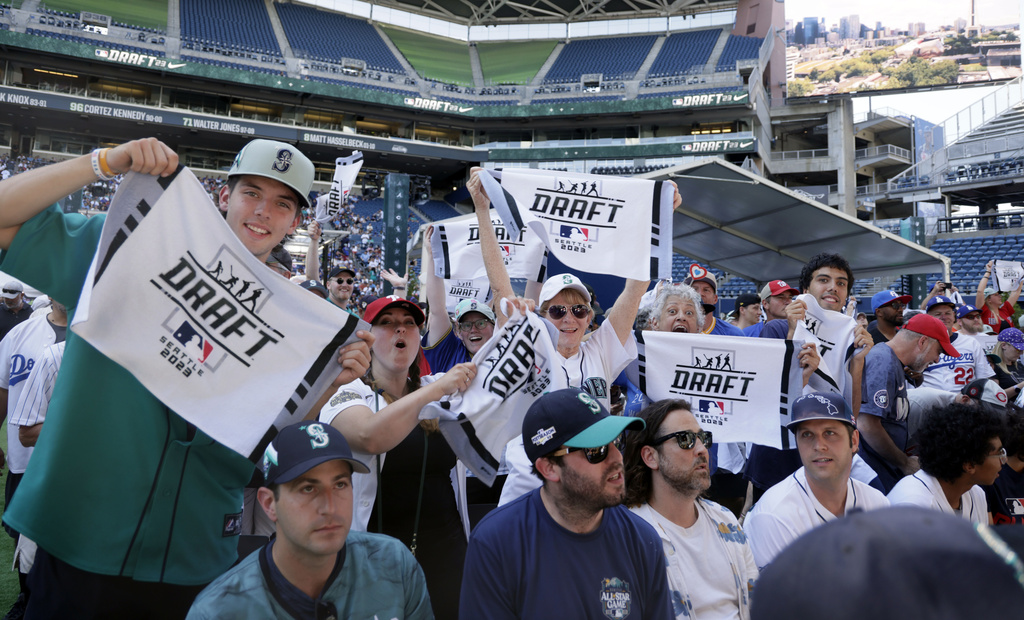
498, 320, 637, 506
920, 332, 994, 392
887, 471, 987, 524
744, 467, 890, 569
9, 341, 64, 429
0, 315, 65, 473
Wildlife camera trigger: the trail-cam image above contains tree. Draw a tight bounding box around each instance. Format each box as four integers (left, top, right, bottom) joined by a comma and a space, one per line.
787, 79, 813, 97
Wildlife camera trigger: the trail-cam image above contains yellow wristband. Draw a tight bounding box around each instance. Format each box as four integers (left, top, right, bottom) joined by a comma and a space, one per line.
97, 148, 117, 178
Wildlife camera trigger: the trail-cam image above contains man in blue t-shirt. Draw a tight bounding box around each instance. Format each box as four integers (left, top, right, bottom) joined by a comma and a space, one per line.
459, 388, 673, 619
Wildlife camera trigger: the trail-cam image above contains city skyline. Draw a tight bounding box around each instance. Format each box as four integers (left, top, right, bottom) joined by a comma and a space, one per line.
785, 0, 1019, 34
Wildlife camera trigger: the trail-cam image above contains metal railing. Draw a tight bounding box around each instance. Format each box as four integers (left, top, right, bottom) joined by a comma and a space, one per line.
775, 148, 830, 160
855, 144, 910, 161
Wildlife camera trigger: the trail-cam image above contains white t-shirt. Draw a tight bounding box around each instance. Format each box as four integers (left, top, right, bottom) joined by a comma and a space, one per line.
920, 332, 994, 392
744, 467, 890, 569
887, 471, 988, 524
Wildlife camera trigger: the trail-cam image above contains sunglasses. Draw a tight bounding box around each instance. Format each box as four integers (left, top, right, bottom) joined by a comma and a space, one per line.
546, 304, 590, 320
649, 430, 713, 450
1, 290, 18, 294
457, 318, 492, 332
549, 435, 624, 465
335, 278, 354, 285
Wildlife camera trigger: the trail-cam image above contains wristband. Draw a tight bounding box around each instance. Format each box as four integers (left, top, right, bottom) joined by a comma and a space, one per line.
97, 148, 117, 178
91, 149, 116, 180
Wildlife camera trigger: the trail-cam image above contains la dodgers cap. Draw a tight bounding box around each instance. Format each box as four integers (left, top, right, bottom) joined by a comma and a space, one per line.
735, 293, 760, 311
961, 379, 1009, 408
539, 274, 592, 307
261, 421, 369, 485
903, 313, 959, 358
956, 304, 982, 320
759, 280, 799, 301
925, 295, 957, 312
522, 388, 644, 463
454, 298, 496, 323
229, 139, 314, 210
786, 392, 855, 430
363, 295, 425, 325
751, 507, 1024, 620
871, 290, 912, 312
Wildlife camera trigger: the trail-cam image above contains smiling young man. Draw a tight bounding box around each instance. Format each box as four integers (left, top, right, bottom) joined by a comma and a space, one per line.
187, 421, 432, 619
623, 400, 758, 619
0, 138, 372, 619
459, 388, 672, 619
325, 266, 357, 311
744, 392, 889, 569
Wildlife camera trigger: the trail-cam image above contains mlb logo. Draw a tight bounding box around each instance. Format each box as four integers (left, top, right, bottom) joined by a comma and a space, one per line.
95, 49, 110, 58
559, 225, 590, 241
173, 321, 214, 363
699, 399, 728, 415
500, 245, 512, 257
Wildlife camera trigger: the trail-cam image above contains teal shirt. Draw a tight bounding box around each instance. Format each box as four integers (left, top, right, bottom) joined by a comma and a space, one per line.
1, 206, 254, 585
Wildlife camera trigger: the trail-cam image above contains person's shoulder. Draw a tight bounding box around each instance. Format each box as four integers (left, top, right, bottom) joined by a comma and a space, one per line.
698, 498, 743, 526
348, 530, 417, 566
851, 478, 891, 508
606, 504, 662, 543
749, 474, 800, 514
189, 548, 264, 607
759, 319, 788, 339
887, 474, 930, 506
472, 488, 536, 537
716, 320, 746, 337
743, 322, 764, 337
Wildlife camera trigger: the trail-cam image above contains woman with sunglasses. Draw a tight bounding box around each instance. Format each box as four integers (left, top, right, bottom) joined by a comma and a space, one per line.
319, 296, 476, 620
989, 328, 1024, 401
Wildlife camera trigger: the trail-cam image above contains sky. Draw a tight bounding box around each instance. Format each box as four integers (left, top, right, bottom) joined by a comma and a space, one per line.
852, 83, 1008, 126
784, 0, 1019, 32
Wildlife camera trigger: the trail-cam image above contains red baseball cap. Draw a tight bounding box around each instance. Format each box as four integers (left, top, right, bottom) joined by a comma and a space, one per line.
904, 314, 959, 358
760, 280, 799, 301
363, 295, 425, 326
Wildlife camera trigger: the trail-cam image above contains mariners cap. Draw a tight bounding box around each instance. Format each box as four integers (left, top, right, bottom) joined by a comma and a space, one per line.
786, 392, 855, 430
328, 266, 356, 279
266, 245, 293, 274
298, 279, 328, 299
454, 298, 496, 323
925, 295, 957, 313
736, 293, 760, 311
871, 290, 912, 312
957, 304, 982, 320
904, 314, 959, 358
363, 295, 425, 326
539, 274, 591, 307
753, 507, 1024, 620
522, 388, 644, 463
998, 328, 1024, 351
961, 379, 1009, 409
229, 139, 314, 210
985, 287, 998, 296
1, 280, 23, 300
760, 280, 799, 301
261, 421, 369, 485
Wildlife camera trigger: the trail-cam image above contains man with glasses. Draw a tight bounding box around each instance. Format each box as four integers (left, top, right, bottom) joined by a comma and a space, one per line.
326, 266, 358, 312
744, 392, 889, 569
187, 421, 432, 619
460, 388, 673, 619
623, 399, 757, 619
0, 280, 32, 342
888, 402, 1005, 524
867, 290, 910, 344
920, 295, 994, 392
956, 304, 986, 336
422, 298, 495, 374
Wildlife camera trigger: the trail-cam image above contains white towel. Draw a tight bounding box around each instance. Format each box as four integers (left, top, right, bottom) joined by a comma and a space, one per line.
314, 151, 363, 226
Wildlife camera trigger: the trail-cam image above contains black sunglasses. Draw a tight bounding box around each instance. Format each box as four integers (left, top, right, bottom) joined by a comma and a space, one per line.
1, 289, 18, 294
334, 278, 354, 285
546, 304, 590, 320
650, 430, 712, 450
549, 435, 623, 464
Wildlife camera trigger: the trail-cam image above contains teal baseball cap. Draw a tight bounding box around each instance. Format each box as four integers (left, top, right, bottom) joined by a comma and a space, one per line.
522, 388, 644, 462
229, 139, 314, 210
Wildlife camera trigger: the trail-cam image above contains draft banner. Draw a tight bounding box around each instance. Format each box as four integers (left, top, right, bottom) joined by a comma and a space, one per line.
993, 260, 1024, 294
314, 151, 363, 226
71, 168, 369, 461
636, 331, 804, 449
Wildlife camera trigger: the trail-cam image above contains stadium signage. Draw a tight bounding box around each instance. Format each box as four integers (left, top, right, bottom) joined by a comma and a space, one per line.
183, 117, 255, 135
301, 132, 377, 150
403, 97, 474, 113
94, 48, 184, 70
671, 91, 749, 108
681, 138, 756, 153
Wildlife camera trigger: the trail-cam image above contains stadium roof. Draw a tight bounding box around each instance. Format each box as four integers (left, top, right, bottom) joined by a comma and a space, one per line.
644, 158, 949, 283
307, 0, 739, 26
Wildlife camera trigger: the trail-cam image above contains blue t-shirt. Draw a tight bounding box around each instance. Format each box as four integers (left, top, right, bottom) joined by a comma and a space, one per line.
858, 343, 910, 492
707, 316, 746, 337
422, 325, 471, 374
460, 487, 673, 619
743, 322, 765, 337
985, 463, 1024, 525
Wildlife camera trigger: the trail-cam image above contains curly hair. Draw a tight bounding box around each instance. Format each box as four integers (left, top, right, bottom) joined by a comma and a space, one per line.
1003, 405, 1024, 460
647, 283, 704, 331
798, 253, 854, 294
623, 399, 693, 507
918, 402, 1005, 483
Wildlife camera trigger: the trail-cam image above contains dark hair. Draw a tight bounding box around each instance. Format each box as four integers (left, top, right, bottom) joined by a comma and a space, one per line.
799, 253, 854, 294
1003, 405, 1024, 460
531, 454, 564, 482
623, 399, 692, 507
918, 403, 1004, 483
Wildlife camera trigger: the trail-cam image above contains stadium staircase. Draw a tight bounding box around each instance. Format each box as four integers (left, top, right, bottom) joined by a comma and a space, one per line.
705, 30, 730, 73
263, 0, 296, 65
166, 0, 182, 57
635, 35, 666, 80
372, 23, 420, 92
469, 44, 484, 88
523, 42, 565, 103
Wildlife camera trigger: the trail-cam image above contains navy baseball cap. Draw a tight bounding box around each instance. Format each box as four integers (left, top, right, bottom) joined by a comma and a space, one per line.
261, 421, 369, 485
786, 392, 855, 430
871, 290, 911, 312
956, 304, 982, 320
298, 279, 328, 299
328, 266, 356, 279
925, 295, 957, 312
522, 388, 645, 463
751, 507, 1024, 619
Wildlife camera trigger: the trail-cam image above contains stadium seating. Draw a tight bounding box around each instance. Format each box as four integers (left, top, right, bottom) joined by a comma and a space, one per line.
276, 4, 404, 73
715, 35, 762, 72
180, 0, 282, 57
416, 201, 460, 222
648, 29, 720, 77
544, 35, 657, 83
928, 234, 1024, 293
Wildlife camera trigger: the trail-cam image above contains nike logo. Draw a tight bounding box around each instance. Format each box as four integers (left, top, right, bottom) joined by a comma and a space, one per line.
167, 62, 187, 69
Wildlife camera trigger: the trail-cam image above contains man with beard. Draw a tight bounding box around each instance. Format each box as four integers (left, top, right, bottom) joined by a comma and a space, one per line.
623, 400, 757, 619
859, 314, 958, 492
920, 296, 993, 392
744, 393, 889, 569
867, 290, 911, 344
956, 304, 986, 336
459, 388, 672, 620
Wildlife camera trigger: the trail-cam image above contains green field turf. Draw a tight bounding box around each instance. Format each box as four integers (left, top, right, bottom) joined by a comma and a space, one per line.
477, 40, 556, 84
0, 430, 20, 615
381, 25, 473, 85
31, 0, 168, 30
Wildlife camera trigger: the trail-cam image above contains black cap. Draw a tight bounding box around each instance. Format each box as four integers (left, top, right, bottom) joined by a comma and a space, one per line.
735, 293, 760, 311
